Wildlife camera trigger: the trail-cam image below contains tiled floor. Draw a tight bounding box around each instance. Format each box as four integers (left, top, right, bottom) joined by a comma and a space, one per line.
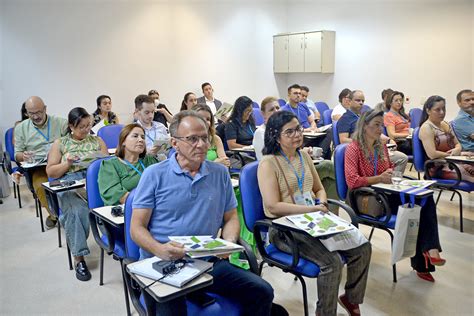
0, 175, 472, 315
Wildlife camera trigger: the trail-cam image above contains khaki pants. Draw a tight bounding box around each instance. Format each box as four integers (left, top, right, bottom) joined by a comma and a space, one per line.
30, 167, 53, 217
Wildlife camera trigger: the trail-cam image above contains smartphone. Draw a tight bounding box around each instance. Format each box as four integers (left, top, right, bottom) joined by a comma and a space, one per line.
49, 180, 61, 187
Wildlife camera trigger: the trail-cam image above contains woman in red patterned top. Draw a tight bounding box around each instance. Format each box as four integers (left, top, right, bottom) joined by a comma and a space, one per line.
345, 110, 444, 283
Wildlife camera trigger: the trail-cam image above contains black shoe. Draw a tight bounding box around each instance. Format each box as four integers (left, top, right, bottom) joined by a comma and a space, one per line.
75, 261, 91, 281
45, 216, 57, 229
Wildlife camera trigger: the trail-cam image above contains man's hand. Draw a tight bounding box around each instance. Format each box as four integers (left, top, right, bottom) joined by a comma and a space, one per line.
157, 241, 185, 261
220, 115, 229, 123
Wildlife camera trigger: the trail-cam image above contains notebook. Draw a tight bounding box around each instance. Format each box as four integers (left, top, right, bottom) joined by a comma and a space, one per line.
168, 236, 244, 258
127, 257, 213, 288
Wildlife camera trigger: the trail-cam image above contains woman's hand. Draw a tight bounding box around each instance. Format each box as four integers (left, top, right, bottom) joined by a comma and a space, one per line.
65, 154, 79, 166
378, 168, 393, 184
314, 203, 329, 213
215, 157, 231, 167
447, 148, 461, 156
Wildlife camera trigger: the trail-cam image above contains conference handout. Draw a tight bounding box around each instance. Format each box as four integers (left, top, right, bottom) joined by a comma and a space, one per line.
168, 236, 244, 258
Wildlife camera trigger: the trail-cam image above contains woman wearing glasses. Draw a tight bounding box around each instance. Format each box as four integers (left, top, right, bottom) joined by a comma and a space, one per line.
98, 123, 159, 206
258, 111, 371, 316
384, 91, 412, 155
225, 96, 256, 149
46, 107, 108, 282
345, 110, 444, 283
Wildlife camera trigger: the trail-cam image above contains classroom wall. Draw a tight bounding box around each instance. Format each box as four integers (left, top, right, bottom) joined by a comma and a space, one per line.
0, 0, 472, 137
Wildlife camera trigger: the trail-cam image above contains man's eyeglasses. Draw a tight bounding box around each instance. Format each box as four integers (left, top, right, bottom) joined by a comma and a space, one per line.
174, 135, 210, 145
27, 109, 46, 117
282, 126, 304, 137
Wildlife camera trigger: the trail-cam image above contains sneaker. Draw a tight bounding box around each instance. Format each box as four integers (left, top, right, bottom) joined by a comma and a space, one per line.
45, 216, 57, 229
338, 294, 361, 316
75, 261, 92, 281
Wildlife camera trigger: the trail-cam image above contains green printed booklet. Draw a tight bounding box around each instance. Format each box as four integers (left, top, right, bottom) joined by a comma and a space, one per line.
286, 212, 352, 237
168, 236, 244, 258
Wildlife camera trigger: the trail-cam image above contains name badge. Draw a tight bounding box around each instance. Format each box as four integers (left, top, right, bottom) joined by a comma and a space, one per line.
294, 191, 315, 206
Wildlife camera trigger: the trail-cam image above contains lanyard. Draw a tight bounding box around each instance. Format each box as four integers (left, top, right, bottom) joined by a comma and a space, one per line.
122, 159, 145, 176
372, 149, 378, 176
280, 149, 305, 194
247, 124, 254, 136
145, 128, 156, 144
34, 119, 50, 142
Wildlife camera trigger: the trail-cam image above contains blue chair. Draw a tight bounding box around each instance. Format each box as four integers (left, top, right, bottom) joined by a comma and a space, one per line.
333, 144, 397, 282
409, 108, 422, 129
97, 124, 124, 149
123, 189, 245, 316
412, 127, 473, 232
239, 161, 356, 315
252, 108, 264, 126
252, 101, 260, 108
86, 157, 130, 314
322, 109, 333, 126
277, 99, 286, 108
314, 102, 329, 117
4, 128, 21, 208
361, 104, 371, 114
332, 120, 340, 147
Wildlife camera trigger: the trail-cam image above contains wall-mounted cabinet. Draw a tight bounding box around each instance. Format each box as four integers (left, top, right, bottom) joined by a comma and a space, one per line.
273, 30, 335, 73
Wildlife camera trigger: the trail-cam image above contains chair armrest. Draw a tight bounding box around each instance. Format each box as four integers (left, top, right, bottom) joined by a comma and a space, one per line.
238, 238, 259, 275
253, 219, 301, 270
424, 158, 462, 188
327, 199, 358, 228
348, 187, 393, 226
88, 212, 115, 253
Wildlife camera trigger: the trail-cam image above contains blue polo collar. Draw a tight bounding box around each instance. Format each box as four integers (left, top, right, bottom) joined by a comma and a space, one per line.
169, 152, 209, 178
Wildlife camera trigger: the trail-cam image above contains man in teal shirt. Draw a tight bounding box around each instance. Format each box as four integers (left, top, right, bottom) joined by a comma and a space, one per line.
452, 89, 474, 152
14, 96, 68, 228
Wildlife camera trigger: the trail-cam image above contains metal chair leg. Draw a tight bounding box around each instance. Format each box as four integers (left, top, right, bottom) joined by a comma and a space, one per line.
120, 259, 132, 316
38, 200, 45, 232
13, 182, 17, 198
368, 227, 375, 241
450, 192, 455, 201
16, 184, 22, 208
99, 248, 105, 286
456, 191, 463, 233
435, 190, 442, 205
67, 244, 73, 270
57, 221, 62, 248
35, 198, 39, 217
386, 228, 397, 282
296, 275, 309, 316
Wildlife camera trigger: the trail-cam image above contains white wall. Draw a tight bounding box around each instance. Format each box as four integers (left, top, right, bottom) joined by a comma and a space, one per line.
1, 0, 472, 137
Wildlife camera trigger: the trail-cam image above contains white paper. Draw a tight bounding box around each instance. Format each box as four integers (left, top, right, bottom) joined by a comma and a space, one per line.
399, 180, 436, 189
318, 124, 332, 132
319, 225, 368, 251
91, 119, 106, 134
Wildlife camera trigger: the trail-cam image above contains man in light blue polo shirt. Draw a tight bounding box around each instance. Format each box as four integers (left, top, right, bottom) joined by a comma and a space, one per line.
452, 89, 474, 152
131, 111, 274, 316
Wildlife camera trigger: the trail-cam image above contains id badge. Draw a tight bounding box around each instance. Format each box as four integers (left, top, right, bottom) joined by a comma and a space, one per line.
294, 191, 315, 206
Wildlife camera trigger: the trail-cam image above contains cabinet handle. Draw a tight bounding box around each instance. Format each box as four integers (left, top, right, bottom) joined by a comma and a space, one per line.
301, 43, 303, 49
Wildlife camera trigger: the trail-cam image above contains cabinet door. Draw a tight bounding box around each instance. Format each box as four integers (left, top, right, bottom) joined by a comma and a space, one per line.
288, 33, 305, 72
304, 32, 322, 72
273, 35, 289, 73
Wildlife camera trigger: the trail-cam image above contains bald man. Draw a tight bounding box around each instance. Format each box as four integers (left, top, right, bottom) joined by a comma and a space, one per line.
14, 96, 68, 228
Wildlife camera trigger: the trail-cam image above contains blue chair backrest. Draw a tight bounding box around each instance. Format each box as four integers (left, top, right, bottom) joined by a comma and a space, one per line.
97, 124, 124, 149
361, 104, 371, 114
334, 143, 348, 200
332, 120, 340, 146
277, 99, 286, 108
412, 127, 427, 173
409, 108, 422, 128
322, 109, 333, 125
239, 161, 264, 232
86, 157, 113, 209
252, 102, 260, 109
252, 108, 264, 126
124, 189, 140, 260
315, 102, 329, 115
5, 128, 15, 162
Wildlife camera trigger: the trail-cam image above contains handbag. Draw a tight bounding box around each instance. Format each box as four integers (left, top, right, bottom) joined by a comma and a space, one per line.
348, 189, 385, 218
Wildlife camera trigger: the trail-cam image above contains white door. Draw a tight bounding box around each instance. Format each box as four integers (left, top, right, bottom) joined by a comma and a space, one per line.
288, 33, 305, 72
304, 32, 322, 72
273, 35, 289, 73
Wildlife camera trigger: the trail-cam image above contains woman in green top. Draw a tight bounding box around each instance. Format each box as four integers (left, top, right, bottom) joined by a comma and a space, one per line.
46, 107, 108, 282
98, 123, 159, 206
192, 104, 230, 167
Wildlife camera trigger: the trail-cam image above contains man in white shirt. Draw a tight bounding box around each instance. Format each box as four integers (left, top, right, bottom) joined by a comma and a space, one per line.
197, 82, 223, 114
300, 86, 320, 123
134, 95, 169, 158
332, 88, 352, 122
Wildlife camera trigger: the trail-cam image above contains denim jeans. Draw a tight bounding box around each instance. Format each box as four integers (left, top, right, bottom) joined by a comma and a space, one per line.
57, 170, 90, 257
149, 259, 274, 316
